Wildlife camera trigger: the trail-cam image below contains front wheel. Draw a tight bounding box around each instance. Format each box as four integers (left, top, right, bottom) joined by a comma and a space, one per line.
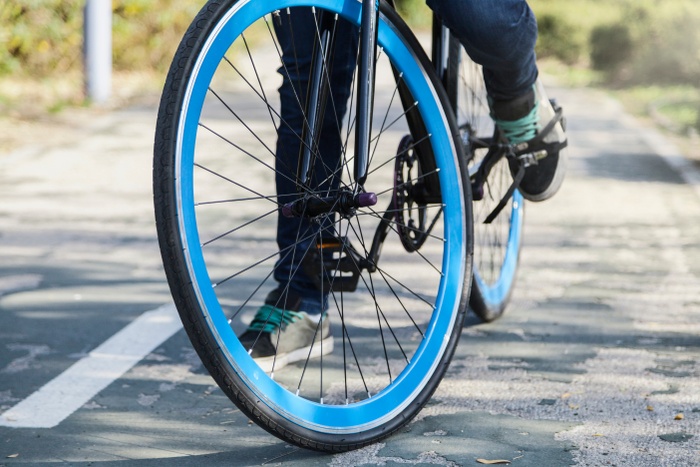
154, 0, 472, 451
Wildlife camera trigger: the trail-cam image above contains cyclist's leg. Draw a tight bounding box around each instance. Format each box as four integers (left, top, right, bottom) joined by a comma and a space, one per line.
271, 8, 359, 313
426, 0, 537, 101
427, 0, 566, 202
237, 9, 360, 366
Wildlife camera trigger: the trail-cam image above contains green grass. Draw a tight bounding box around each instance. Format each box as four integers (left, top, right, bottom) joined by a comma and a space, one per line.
541, 59, 700, 134
617, 86, 700, 132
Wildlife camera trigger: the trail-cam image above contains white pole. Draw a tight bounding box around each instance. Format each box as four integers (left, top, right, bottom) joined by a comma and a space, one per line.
84, 0, 112, 104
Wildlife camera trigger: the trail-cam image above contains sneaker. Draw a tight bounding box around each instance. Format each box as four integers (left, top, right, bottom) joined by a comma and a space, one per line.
490, 80, 568, 202
238, 304, 333, 373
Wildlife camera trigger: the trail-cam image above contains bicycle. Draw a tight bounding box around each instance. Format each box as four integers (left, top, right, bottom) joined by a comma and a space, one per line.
154, 0, 525, 451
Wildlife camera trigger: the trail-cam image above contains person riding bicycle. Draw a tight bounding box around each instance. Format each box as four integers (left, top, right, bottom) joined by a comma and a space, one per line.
239, 0, 568, 369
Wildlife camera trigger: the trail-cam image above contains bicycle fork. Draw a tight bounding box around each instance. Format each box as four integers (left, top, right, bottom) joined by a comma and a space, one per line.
279, 1, 380, 292
288, 0, 379, 210
283, 1, 439, 291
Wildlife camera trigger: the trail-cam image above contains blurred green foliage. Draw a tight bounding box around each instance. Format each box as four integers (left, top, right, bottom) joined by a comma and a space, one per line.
0, 1, 83, 75
111, 0, 203, 73
530, 0, 700, 86
1, 0, 699, 89
0, 0, 203, 77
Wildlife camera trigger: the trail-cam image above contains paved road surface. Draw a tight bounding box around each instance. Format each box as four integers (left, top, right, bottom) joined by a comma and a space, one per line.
0, 82, 699, 466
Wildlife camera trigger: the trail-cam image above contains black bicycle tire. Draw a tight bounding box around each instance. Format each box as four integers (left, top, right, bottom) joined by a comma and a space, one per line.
154, 0, 473, 451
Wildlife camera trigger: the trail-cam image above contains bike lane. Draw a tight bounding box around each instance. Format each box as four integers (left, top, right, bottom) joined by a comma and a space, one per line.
0, 83, 699, 465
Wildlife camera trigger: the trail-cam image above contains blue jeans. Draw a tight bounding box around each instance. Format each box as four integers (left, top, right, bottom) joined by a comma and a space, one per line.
271, 1, 538, 314
427, 0, 538, 101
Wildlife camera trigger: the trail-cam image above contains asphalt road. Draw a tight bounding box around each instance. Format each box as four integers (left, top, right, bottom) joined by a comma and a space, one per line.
1, 82, 699, 466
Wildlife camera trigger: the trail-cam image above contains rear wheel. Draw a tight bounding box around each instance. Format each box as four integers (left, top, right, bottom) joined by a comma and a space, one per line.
154, 0, 472, 451
448, 38, 524, 322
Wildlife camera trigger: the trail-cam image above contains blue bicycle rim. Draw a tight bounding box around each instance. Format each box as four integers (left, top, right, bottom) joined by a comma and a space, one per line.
474, 190, 523, 308
175, 0, 466, 433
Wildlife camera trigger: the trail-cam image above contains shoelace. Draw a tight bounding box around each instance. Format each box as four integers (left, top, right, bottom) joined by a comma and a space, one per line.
248, 305, 303, 333
492, 101, 541, 144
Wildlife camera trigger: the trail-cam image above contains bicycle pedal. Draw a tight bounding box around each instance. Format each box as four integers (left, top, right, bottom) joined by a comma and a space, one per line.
302, 237, 365, 293
517, 150, 548, 168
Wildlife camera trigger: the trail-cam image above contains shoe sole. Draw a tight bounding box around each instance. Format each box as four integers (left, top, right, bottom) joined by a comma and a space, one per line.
254, 336, 335, 373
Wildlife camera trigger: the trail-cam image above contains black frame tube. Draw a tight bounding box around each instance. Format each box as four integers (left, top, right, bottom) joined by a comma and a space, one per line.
354, 0, 379, 187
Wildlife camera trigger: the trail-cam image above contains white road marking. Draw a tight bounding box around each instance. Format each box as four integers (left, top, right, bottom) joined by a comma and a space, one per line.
0, 304, 181, 428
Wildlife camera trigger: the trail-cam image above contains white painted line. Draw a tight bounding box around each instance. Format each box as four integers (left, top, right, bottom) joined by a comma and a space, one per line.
0, 304, 181, 428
